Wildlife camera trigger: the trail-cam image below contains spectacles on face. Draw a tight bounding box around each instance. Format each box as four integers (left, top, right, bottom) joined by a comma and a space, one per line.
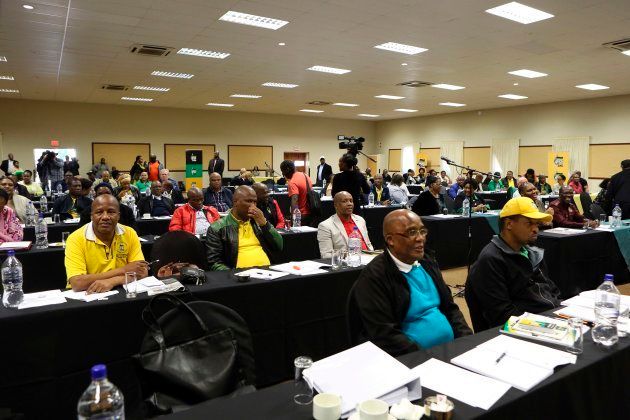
391, 227, 428, 239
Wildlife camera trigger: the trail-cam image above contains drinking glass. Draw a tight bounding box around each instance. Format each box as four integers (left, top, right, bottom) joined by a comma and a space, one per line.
124, 272, 137, 298
53, 214, 61, 224
284, 219, 291, 231
61, 232, 70, 248
618, 307, 629, 338
331, 248, 344, 270
598, 214, 607, 225
294, 355, 313, 405
566, 317, 583, 355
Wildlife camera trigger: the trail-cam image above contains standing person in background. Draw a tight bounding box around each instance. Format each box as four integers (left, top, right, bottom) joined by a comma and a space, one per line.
204, 172, 233, 212
146, 154, 164, 182
63, 156, 71, 174
19, 170, 44, 198
134, 171, 151, 195
65, 156, 80, 176
92, 158, 109, 178
331, 153, 371, 214
604, 159, 630, 219
129, 155, 147, 181
1, 153, 16, 175
38, 150, 64, 191
207, 151, 225, 179
316, 156, 333, 187
280, 160, 316, 226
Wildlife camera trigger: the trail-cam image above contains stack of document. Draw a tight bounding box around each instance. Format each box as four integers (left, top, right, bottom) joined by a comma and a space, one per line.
63, 290, 119, 302
303, 342, 421, 418
289, 225, 318, 233
0, 241, 32, 250
555, 290, 630, 334
544, 227, 586, 235
234, 268, 289, 280
269, 260, 329, 276
18, 289, 67, 309
451, 335, 576, 392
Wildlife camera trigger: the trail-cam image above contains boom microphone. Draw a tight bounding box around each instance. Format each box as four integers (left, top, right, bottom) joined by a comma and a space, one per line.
440, 156, 453, 164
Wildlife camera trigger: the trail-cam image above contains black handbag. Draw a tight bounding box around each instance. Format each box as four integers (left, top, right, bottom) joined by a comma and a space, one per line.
134, 294, 253, 414
303, 172, 322, 216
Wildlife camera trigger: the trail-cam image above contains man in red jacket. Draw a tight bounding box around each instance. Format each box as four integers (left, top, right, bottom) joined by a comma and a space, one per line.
169, 187, 219, 236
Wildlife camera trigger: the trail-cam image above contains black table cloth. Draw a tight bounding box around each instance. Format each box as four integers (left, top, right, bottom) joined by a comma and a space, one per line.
11, 231, 320, 293
22, 218, 173, 242
536, 229, 630, 298
407, 185, 422, 195
161, 324, 630, 420
0, 264, 363, 419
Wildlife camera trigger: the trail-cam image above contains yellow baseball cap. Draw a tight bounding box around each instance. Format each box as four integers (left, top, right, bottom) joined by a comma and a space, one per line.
499, 197, 552, 222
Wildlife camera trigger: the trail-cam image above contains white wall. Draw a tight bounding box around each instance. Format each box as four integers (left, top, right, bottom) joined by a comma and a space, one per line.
0, 99, 376, 185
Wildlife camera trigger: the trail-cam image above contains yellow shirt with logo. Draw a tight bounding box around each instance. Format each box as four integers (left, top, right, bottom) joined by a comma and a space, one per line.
235, 218, 270, 268
64, 222, 144, 288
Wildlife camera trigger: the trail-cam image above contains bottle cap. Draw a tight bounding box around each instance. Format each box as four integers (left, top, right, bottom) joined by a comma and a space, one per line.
90, 364, 107, 380
604, 274, 614, 281
7, 250, 15, 257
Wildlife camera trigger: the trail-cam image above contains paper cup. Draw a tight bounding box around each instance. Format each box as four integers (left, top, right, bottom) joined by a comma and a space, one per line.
357, 399, 388, 420
313, 393, 342, 420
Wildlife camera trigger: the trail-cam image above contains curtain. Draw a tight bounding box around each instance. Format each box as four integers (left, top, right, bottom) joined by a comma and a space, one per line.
491, 139, 519, 176
440, 141, 464, 177
552, 136, 590, 179
401, 145, 415, 174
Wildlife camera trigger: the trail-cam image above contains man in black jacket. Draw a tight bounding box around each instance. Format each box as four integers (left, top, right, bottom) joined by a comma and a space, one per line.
351, 209, 471, 356
316, 156, 333, 187
137, 181, 174, 217
52, 178, 93, 220
207, 151, 225, 178
604, 159, 630, 219
465, 197, 561, 332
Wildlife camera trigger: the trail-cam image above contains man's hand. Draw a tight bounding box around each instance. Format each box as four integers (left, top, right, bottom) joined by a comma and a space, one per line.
86, 278, 116, 294
586, 219, 599, 229
123, 260, 149, 277
546, 207, 555, 216
382, 200, 391, 206
248, 206, 267, 226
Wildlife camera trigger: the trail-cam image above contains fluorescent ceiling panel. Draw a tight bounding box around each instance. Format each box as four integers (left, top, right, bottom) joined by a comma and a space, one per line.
508, 69, 547, 78
262, 82, 298, 88
300, 109, 324, 113
151, 71, 194, 79
219, 11, 288, 30
333, 103, 359, 107
375, 94, 404, 100
439, 102, 466, 107
498, 94, 528, 99
432, 83, 465, 90
206, 103, 235, 107
230, 94, 262, 98
575, 84, 609, 90
134, 86, 170, 92
485, 2, 554, 24
177, 48, 230, 59
374, 42, 427, 55
121, 97, 153, 102
307, 65, 351, 74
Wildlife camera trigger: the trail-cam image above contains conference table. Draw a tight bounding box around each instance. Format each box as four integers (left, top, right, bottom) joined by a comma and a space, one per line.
162, 314, 630, 420
0, 263, 364, 419
14, 230, 321, 293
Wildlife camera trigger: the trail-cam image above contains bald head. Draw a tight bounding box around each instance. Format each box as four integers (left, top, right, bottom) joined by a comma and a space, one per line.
93, 193, 120, 210
383, 209, 420, 237
232, 185, 257, 220
252, 182, 269, 204
333, 191, 354, 218
187, 187, 203, 210
383, 209, 427, 264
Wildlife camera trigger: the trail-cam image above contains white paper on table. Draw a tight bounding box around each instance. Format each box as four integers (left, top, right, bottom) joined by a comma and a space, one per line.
303, 342, 421, 417
63, 289, 119, 302
595, 226, 615, 232
543, 227, 586, 235
0, 241, 32, 250
63, 218, 80, 224
451, 335, 576, 392
320, 196, 333, 201
579, 289, 630, 308
152, 215, 172, 220
289, 226, 318, 233
18, 289, 67, 309
411, 358, 510, 410
235, 269, 290, 280
360, 253, 378, 265
269, 260, 329, 276
123, 276, 165, 293
432, 214, 461, 218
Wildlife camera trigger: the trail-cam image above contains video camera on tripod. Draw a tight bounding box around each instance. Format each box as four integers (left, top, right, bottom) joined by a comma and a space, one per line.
337, 135, 365, 156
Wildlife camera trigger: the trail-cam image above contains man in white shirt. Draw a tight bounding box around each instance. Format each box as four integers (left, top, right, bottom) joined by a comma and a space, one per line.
317, 191, 373, 258
316, 156, 333, 186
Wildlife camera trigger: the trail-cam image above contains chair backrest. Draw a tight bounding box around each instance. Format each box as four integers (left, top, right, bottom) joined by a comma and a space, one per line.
590, 202, 605, 220
444, 194, 455, 213
464, 284, 488, 333
579, 192, 594, 218
150, 230, 208, 273
346, 284, 365, 347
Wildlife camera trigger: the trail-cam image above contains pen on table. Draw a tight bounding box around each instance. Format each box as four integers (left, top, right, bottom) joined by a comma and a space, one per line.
495, 352, 506, 364
147, 259, 160, 265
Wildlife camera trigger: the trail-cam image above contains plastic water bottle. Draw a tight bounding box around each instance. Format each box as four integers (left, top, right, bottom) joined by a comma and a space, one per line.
56, 183, 63, 196
322, 179, 326, 191
39, 194, 48, 213
591, 274, 620, 347
495, 181, 500, 192
368, 192, 375, 207
292, 207, 301, 228
462, 197, 470, 217
25, 201, 36, 227
1, 250, 24, 308
77, 364, 125, 419
347, 226, 362, 267
611, 204, 622, 228
35, 213, 49, 249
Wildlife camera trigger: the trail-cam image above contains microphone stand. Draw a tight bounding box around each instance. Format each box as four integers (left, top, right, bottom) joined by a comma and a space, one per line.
264, 162, 281, 192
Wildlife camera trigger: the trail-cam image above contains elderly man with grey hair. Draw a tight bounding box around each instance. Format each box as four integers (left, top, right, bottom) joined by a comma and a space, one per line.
159, 168, 180, 191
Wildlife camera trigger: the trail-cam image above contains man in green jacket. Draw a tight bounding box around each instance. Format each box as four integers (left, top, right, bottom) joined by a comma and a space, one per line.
205, 186, 283, 270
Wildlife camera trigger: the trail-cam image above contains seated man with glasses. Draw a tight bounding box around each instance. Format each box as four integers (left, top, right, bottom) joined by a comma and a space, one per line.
351, 209, 471, 355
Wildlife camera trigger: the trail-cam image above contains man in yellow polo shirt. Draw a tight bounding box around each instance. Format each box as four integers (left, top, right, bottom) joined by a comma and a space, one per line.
206, 186, 283, 270
65, 195, 148, 293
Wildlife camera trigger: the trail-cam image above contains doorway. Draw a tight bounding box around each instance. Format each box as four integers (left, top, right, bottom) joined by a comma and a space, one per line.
283, 152, 309, 175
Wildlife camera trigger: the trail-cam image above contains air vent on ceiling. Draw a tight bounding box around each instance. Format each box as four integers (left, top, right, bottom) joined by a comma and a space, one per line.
602, 37, 630, 52
101, 84, 129, 91
129, 44, 174, 57
307, 100, 332, 106
397, 81, 433, 88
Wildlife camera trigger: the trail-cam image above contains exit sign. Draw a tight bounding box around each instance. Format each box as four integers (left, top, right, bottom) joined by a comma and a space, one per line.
51, 140, 59, 147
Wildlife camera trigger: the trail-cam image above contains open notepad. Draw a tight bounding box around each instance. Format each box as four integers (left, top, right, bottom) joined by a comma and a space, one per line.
303, 342, 421, 418
451, 335, 576, 392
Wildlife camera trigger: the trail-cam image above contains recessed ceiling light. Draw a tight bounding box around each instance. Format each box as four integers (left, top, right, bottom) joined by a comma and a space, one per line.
374, 42, 428, 55
278, 42, 286, 46
206, 103, 235, 107
439, 102, 466, 107
262, 82, 298, 88
513, 82, 519, 86
508, 69, 548, 78
333, 103, 359, 107
498, 94, 528, 100
121, 97, 153, 102
394, 109, 418, 113
134, 86, 170, 92
219, 11, 288, 30
575, 84, 609, 91
375, 94, 405, 100
358, 114, 380, 117
151, 71, 194, 79
401, 63, 408, 66
0, 89, 19, 93
485, 2, 554, 24
432, 83, 465, 90
0, 75, 15, 80
622, 50, 630, 56
307, 65, 351, 74
177, 48, 230, 59
230, 94, 262, 98
300, 109, 324, 113
0, 56, 6, 62
22, 4, 34, 10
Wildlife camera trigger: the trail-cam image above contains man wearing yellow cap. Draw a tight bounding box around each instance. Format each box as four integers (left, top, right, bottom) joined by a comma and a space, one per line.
464, 197, 561, 332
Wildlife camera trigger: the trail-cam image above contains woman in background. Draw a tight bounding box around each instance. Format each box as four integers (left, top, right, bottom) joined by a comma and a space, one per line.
388, 173, 409, 205
331, 153, 371, 213
0, 189, 23, 243
129, 155, 148, 181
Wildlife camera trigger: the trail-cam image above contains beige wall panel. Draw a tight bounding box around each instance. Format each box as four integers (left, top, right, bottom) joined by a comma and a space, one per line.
165, 144, 215, 172
228, 145, 273, 171
519, 146, 551, 176
423, 148, 441, 171
589, 144, 630, 178
463, 147, 491, 173
92, 143, 151, 171
388, 149, 401, 172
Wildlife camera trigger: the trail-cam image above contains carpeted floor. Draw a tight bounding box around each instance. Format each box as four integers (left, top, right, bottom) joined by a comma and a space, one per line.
442, 267, 630, 331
